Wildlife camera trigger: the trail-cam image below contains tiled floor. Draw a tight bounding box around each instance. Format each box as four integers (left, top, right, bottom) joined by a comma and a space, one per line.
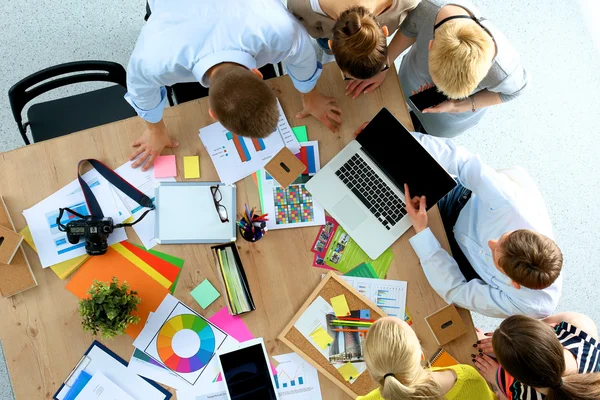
0, 0, 599, 397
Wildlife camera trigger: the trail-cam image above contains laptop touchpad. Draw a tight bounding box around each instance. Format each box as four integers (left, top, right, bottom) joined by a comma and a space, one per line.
332, 196, 367, 231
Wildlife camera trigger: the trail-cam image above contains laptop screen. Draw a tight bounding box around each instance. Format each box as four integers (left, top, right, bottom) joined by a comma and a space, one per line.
355, 108, 457, 209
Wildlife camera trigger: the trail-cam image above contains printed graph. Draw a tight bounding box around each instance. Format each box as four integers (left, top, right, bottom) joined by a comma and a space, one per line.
226, 133, 267, 163
275, 365, 305, 389
375, 287, 403, 317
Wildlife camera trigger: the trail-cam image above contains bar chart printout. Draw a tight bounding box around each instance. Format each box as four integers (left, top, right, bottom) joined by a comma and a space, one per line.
340, 276, 407, 319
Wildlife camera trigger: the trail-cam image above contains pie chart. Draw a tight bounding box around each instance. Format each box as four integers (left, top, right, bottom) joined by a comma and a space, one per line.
157, 314, 216, 373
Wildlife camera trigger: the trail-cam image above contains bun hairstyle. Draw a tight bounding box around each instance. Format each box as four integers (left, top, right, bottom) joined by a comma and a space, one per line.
493, 315, 600, 400
364, 318, 443, 400
332, 6, 388, 80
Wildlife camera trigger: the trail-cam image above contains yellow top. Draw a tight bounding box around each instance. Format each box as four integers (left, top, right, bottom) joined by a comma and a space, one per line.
357, 365, 497, 400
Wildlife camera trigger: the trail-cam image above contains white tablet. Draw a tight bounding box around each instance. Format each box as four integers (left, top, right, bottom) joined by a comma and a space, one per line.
217, 338, 280, 400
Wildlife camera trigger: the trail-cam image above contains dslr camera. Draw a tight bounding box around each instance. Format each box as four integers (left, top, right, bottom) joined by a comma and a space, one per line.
58, 208, 115, 255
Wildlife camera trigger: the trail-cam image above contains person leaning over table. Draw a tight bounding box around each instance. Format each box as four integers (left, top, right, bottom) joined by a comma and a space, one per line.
397, 0, 528, 137
398, 131, 563, 318
124, 0, 343, 171
357, 317, 497, 400
287, 0, 420, 98
473, 313, 600, 400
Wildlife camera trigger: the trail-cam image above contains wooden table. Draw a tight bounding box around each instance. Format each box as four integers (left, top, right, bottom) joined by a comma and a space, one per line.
0, 63, 476, 399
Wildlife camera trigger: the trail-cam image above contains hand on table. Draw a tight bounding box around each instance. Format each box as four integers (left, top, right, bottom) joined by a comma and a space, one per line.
298, 90, 343, 133
474, 328, 495, 356
411, 83, 435, 96
422, 99, 470, 114
404, 183, 428, 233
473, 353, 501, 387
130, 120, 179, 171
345, 69, 388, 99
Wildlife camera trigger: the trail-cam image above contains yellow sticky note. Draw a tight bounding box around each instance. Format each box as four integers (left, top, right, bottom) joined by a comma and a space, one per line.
184, 156, 200, 179
111, 243, 171, 289
338, 362, 360, 382
331, 294, 351, 317
309, 327, 333, 350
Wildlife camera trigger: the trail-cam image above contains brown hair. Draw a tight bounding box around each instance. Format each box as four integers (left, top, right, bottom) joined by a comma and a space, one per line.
428, 19, 495, 99
209, 65, 278, 138
331, 6, 388, 80
364, 318, 443, 400
499, 230, 563, 290
493, 315, 600, 400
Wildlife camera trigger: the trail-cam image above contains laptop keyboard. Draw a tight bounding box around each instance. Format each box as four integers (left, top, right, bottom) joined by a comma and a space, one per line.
335, 154, 407, 230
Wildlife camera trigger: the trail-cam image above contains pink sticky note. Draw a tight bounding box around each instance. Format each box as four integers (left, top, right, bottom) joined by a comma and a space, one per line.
209, 307, 277, 376
154, 155, 177, 178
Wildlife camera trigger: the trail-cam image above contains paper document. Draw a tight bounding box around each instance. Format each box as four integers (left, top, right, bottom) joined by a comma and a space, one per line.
114, 161, 175, 249
294, 296, 334, 359
23, 171, 129, 268
199, 99, 300, 185
74, 372, 135, 400
340, 276, 407, 319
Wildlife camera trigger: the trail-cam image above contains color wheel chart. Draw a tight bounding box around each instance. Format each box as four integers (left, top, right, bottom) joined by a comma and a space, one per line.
226, 132, 266, 163
157, 314, 215, 373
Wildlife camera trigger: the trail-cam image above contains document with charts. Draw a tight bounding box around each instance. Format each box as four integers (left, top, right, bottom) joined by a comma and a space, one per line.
340, 276, 407, 319
199, 99, 301, 185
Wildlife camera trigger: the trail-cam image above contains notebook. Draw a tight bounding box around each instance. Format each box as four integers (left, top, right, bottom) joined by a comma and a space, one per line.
429, 348, 459, 368
155, 182, 236, 244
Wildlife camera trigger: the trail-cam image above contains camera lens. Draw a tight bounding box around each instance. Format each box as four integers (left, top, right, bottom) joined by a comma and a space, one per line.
102, 225, 111, 233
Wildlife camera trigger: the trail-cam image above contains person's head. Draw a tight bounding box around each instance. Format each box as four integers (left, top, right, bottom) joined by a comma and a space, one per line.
364, 317, 442, 400
493, 315, 600, 400
330, 6, 389, 80
428, 18, 495, 99
488, 229, 563, 290
208, 64, 278, 138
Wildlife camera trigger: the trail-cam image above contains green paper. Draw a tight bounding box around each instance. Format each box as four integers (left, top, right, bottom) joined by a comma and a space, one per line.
191, 279, 221, 309
291, 126, 308, 142
257, 170, 265, 212
132, 244, 184, 294
345, 262, 378, 278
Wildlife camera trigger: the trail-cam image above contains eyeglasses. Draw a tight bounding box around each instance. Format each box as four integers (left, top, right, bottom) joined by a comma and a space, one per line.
210, 185, 229, 223
343, 64, 389, 81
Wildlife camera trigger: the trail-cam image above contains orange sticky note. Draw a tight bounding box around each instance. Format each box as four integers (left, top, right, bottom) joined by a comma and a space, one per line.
338, 362, 359, 382
65, 247, 169, 338
331, 294, 351, 317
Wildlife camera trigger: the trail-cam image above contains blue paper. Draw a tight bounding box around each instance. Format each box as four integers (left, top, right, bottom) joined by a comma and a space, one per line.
64, 370, 92, 400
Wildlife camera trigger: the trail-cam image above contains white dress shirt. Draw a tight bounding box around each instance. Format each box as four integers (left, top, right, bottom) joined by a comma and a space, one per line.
408, 132, 562, 318
125, 0, 322, 123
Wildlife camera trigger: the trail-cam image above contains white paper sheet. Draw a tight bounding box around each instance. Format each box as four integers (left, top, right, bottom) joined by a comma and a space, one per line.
128, 350, 191, 391
259, 141, 325, 230
114, 161, 175, 249
293, 296, 334, 360
199, 99, 300, 185
340, 276, 407, 319
74, 372, 135, 400
23, 184, 128, 268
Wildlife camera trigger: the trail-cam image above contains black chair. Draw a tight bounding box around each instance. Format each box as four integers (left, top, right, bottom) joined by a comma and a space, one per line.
8, 61, 136, 145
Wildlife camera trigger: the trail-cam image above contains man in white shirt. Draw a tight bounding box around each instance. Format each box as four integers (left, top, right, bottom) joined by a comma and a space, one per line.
403, 133, 563, 318
125, 0, 342, 170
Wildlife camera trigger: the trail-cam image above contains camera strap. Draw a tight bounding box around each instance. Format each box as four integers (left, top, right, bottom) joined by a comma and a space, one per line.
74, 159, 154, 227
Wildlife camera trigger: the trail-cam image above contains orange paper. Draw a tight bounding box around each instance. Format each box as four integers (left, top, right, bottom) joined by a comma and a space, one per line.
65, 247, 169, 338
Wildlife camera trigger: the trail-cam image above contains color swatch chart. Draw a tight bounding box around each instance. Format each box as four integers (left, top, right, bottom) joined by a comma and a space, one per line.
274, 185, 314, 225
340, 276, 407, 319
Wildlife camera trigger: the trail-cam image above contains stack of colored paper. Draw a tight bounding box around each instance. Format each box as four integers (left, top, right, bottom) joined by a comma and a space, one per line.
65, 243, 184, 338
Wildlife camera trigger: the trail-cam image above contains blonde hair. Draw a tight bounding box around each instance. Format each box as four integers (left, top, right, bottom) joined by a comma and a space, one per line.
428, 19, 495, 99
331, 6, 388, 80
364, 318, 443, 400
209, 65, 278, 138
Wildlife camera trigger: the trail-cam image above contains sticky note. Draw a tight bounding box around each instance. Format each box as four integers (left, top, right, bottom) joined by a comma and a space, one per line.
291, 126, 308, 142
154, 155, 177, 178
338, 362, 360, 382
184, 156, 200, 179
309, 327, 333, 350
191, 279, 221, 309
331, 294, 351, 317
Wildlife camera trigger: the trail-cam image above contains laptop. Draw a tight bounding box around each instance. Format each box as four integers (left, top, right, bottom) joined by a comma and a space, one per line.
305, 108, 456, 259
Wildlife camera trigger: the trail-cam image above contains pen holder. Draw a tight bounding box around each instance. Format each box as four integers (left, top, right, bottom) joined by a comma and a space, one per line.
238, 214, 267, 243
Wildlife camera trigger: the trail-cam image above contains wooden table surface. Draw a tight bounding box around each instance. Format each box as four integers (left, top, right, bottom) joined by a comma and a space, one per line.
0, 63, 476, 399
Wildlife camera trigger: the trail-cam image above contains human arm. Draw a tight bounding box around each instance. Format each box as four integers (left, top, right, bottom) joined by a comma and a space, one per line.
543, 312, 599, 339
422, 89, 503, 113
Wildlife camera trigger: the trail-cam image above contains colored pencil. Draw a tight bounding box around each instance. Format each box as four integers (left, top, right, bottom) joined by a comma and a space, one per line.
333, 328, 368, 333
338, 317, 376, 323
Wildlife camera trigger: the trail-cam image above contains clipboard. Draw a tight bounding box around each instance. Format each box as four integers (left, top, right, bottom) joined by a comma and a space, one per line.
155, 182, 236, 244
53, 341, 171, 400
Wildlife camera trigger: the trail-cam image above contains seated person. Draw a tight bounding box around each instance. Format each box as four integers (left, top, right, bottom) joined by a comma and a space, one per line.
398, 0, 528, 137
287, 0, 419, 97
358, 317, 496, 400
125, 0, 342, 170
473, 313, 600, 400
402, 132, 563, 318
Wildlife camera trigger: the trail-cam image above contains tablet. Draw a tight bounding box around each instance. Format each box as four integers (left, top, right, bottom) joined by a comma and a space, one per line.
217, 338, 280, 400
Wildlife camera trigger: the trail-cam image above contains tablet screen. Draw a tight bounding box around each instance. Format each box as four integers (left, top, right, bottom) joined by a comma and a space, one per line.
220, 344, 277, 400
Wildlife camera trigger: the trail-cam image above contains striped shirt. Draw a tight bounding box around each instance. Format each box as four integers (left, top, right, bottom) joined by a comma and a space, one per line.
497, 321, 600, 399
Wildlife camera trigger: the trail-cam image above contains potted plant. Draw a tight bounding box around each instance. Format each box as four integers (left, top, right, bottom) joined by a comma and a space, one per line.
78, 277, 141, 339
